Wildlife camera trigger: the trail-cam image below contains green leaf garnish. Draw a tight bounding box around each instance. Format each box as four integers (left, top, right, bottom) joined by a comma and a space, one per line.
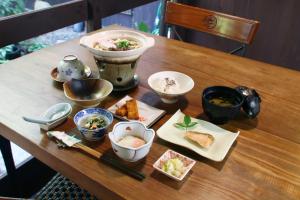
184, 115, 191, 126
174, 123, 185, 127
116, 40, 130, 49
173, 115, 198, 131
174, 123, 186, 129
186, 122, 198, 128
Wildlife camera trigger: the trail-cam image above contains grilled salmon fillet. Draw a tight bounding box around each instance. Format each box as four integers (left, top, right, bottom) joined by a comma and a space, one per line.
185, 131, 214, 148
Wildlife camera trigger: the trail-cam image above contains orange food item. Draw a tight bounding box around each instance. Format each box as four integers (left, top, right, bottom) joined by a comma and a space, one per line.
185, 131, 214, 148
126, 99, 139, 120
115, 99, 140, 120
116, 104, 128, 117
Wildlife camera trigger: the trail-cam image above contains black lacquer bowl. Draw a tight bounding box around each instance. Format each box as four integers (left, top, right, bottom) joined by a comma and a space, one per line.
202, 86, 244, 124
70, 78, 99, 97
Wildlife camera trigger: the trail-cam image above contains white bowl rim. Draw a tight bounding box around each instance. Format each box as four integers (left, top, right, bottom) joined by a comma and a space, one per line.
63, 79, 113, 102
79, 29, 155, 58
81, 30, 149, 51
108, 121, 155, 151
148, 71, 195, 95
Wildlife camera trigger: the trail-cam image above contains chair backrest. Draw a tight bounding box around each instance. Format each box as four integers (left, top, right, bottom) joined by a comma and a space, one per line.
164, 1, 259, 44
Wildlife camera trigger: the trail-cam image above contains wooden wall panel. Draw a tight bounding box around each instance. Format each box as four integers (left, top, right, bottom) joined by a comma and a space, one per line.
182, 0, 300, 71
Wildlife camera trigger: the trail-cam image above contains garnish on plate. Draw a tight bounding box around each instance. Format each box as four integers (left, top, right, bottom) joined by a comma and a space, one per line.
94, 38, 140, 51
174, 115, 214, 148
116, 39, 130, 49
174, 115, 198, 131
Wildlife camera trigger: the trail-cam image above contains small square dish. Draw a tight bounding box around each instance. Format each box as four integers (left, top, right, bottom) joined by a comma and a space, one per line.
107, 95, 166, 128
153, 149, 196, 181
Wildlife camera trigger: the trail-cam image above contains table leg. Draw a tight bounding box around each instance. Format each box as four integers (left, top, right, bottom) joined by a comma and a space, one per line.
0, 135, 20, 196
0, 135, 16, 175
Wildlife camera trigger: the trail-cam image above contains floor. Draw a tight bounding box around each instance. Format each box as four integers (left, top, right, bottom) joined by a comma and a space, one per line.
0, 142, 32, 178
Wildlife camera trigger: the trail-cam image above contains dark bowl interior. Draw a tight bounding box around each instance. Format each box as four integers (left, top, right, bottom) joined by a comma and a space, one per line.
202, 86, 244, 124
70, 78, 99, 97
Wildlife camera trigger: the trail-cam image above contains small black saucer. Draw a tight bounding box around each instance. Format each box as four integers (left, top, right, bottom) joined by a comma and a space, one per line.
113, 75, 139, 92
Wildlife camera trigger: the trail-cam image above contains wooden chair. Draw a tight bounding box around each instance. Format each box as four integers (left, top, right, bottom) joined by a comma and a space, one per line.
162, 1, 260, 56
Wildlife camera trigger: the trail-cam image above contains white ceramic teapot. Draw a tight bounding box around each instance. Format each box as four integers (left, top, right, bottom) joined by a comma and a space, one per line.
57, 55, 86, 81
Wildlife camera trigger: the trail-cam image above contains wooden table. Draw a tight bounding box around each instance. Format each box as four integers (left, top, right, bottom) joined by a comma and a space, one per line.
0, 26, 300, 200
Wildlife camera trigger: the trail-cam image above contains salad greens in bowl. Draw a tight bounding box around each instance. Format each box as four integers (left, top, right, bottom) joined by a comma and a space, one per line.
74, 108, 113, 141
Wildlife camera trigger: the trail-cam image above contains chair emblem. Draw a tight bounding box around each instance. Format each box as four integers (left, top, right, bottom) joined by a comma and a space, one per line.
203, 15, 217, 29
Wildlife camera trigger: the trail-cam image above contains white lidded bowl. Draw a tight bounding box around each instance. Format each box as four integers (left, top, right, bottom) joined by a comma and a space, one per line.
148, 71, 194, 103
79, 30, 155, 61
108, 122, 155, 162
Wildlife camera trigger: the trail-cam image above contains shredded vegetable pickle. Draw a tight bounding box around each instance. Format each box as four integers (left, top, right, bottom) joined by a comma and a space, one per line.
162, 158, 187, 178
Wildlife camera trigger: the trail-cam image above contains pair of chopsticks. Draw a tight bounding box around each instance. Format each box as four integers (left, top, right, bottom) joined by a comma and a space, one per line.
73, 143, 146, 181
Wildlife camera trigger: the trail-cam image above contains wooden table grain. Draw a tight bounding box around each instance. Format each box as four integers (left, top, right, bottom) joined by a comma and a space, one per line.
0, 26, 300, 200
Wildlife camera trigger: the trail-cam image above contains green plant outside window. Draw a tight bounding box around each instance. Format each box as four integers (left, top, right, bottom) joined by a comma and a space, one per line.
0, 0, 25, 17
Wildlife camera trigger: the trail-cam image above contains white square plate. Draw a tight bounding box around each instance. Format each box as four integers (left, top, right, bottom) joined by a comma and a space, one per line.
107, 95, 166, 128
153, 149, 196, 181
157, 110, 239, 162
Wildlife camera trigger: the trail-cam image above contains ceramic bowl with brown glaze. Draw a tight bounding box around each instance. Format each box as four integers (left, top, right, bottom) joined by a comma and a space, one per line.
63, 79, 113, 107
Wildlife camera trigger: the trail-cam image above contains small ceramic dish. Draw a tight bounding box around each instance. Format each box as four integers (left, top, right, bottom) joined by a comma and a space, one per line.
148, 71, 194, 103
153, 149, 196, 181
39, 103, 72, 131
50, 66, 92, 83
107, 95, 166, 128
74, 108, 113, 141
63, 79, 113, 107
108, 121, 155, 162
